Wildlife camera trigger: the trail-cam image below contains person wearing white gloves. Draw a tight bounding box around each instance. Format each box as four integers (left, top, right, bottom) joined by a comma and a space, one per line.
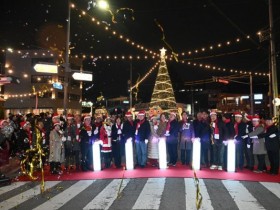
135, 110, 151, 168
80, 115, 94, 171
165, 112, 180, 167
179, 111, 195, 167
258, 116, 279, 175
242, 115, 267, 173
49, 122, 63, 174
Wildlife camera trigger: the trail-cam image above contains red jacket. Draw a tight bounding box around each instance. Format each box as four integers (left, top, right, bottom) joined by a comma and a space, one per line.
100, 125, 112, 153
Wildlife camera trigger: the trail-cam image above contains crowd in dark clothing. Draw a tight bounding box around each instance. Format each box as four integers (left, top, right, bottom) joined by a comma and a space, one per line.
0, 110, 279, 176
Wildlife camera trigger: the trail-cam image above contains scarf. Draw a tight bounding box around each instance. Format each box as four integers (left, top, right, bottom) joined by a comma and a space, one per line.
166, 120, 172, 132
135, 119, 145, 135
84, 125, 92, 131
211, 120, 219, 135
116, 123, 123, 135
234, 122, 240, 136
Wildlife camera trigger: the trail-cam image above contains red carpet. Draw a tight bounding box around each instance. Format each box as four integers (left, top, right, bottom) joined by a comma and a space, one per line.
16, 164, 280, 183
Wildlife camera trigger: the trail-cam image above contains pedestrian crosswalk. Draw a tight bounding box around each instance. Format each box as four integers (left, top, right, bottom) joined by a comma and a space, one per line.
0, 178, 279, 210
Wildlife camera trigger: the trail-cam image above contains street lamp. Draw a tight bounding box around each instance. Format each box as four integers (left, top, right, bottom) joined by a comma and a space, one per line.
97, 0, 109, 10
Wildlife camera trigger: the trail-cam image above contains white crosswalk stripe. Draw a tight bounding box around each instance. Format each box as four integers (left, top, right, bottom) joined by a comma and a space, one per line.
83, 179, 130, 210
0, 181, 28, 195
184, 178, 213, 210
260, 182, 280, 199
33, 180, 95, 210
0, 178, 279, 210
222, 180, 266, 210
132, 178, 166, 209
0, 181, 60, 210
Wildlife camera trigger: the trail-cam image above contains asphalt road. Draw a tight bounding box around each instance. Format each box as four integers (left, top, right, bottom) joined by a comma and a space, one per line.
0, 178, 280, 210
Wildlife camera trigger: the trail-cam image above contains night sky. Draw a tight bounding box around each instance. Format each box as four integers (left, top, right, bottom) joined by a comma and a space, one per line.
1, 0, 280, 106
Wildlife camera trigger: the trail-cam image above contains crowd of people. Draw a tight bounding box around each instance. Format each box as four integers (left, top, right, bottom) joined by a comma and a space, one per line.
0, 109, 279, 176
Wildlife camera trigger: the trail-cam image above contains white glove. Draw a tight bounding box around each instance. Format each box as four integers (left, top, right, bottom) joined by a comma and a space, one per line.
241, 135, 248, 139
145, 139, 148, 144
165, 131, 170, 136
117, 129, 122, 134
269, 134, 276, 138
127, 137, 132, 143
76, 135, 79, 140
99, 140, 103, 145
87, 131, 92, 136
247, 144, 251, 149
93, 129, 98, 135
223, 141, 228, 146
62, 136, 66, 142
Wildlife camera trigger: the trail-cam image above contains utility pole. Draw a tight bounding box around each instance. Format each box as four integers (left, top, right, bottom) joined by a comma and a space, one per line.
129, 61, 132, 110
269, 0, 278, 117
64, 0, 71, 115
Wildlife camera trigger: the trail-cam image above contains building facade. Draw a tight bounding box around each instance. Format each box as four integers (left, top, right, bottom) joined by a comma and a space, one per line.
2, 50, 82, 116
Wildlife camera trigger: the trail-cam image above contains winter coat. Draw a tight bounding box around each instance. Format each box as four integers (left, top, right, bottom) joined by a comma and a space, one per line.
100, 125, 112, 153
63, 123, 76, 151
72, 123, 81, 151
148, 122, 159, 159
234, 122, 247, 142
135, 119, 151, 142
199, 120, 211, 143
210, 119, 228, 143
258, 124, 280, 152
122, 120, 135, 141
248, 126, 267, 155
179, 120, 194, 150
111, 123, 124, 143
157, 121, 167, 137
166, 120, 179, 144
49, 129, 63, 162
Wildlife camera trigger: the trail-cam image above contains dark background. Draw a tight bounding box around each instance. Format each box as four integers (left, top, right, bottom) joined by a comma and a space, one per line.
0, 0, 279, 106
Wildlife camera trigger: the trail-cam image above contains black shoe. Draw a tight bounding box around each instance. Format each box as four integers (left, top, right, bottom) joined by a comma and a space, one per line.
140, 165, 145, 168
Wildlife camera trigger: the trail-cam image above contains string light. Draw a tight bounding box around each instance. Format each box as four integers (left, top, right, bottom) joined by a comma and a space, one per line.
177, 35, 252, 57
70, 54, 157, 61
0, 48, 57, 57
131, 61, 160, 90
72, 4, 159, 57
180, 60, 269, 77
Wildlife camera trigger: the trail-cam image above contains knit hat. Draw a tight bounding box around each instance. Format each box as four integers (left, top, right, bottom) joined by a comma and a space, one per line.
125, 112, 133, 117
67, 114, 74, 119
234, 112, 242, 118
210, 111, 217, 116
20, 121, 30, 128
0, 119, 8, 126
137, 110, 145, 116
53, 122, 61, 127
252, 115, 260, 121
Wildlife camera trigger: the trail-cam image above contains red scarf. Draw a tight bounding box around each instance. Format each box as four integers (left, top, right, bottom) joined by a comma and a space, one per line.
224, 119, 231, 124
166, 119, 174, 132
136, 119, 145, 132
95, 122, 102, 127
211, 120, 219, 134
234, 122, 240, 135
85, 125, 92, 131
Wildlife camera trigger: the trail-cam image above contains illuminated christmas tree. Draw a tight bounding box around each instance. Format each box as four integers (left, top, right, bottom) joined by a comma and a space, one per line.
150, 48, 177, 112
